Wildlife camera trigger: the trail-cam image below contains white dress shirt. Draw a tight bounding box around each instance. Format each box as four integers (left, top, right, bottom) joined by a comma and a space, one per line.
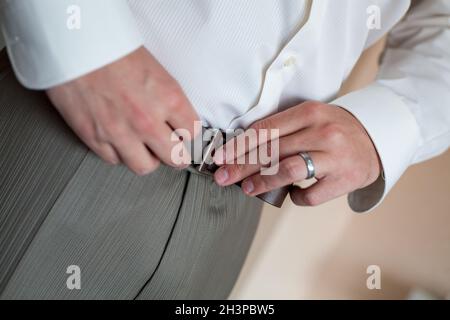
1, 0, 449, 212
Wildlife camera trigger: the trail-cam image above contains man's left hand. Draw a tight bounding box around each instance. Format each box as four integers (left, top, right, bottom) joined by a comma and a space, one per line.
213, 101, 382, 207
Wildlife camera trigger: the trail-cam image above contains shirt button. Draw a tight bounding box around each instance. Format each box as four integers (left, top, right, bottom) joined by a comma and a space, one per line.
282, 56, 297, 68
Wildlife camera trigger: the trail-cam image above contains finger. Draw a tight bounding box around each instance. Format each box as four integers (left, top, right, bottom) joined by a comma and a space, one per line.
134, 119, 191, 168
214, 102, 323, 164
59, 113, 121, 165
125, 88, 199, 163
290, 177, 346, 207
89, 142, 121, 165
112, 135, 160, 176
215, 129, 330, 186
214, 124, 279, 165
275, 128, 330, 155
214, 162, 261, 187
166, 94, 201, 140
214, 135, 278, 186
241, 152, 328, 196
250, 101, 323, 137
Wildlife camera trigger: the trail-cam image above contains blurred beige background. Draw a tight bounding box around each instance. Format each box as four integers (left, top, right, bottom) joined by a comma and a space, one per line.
230, 38, 450, 300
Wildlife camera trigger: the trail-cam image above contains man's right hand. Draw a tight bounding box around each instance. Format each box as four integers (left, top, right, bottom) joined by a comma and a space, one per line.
47, 47, 199, 175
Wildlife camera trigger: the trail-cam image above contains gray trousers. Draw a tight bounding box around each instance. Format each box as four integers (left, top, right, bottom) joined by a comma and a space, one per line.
0, 64, 262, 299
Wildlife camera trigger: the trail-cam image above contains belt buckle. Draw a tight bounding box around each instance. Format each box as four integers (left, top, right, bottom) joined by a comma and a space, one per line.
192, 126, 290, 208
196, 128, 224, 176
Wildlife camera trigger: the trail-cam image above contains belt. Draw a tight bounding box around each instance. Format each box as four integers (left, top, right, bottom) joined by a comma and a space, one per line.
187, 127, 290, 208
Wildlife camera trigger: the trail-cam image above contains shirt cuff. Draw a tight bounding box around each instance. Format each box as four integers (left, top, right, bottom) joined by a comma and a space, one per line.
0, 0, 143, 89
331, 84, 421, 212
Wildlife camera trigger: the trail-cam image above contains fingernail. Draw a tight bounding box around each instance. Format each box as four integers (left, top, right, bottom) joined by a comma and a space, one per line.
107, 159, 119, 166
138, 168, 152, 176
215, 168, 229, 185
242, 179, 254, 194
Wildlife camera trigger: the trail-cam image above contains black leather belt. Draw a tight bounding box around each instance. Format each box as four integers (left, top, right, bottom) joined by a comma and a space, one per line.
189, 127, 290, 208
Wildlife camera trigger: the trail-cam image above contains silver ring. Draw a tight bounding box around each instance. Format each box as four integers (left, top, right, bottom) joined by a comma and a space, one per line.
299, 152, 315, 180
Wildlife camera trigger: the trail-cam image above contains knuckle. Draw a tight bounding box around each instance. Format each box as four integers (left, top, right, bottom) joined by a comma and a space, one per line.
119, 89, 140, 111
321, 123, 345, 144
133, 115, 156, 136
303, 100, 322, 109
103, 119, 127, 138
163, 87, 185, 111
119, 89, 152, 122
301, 101, 323, 120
